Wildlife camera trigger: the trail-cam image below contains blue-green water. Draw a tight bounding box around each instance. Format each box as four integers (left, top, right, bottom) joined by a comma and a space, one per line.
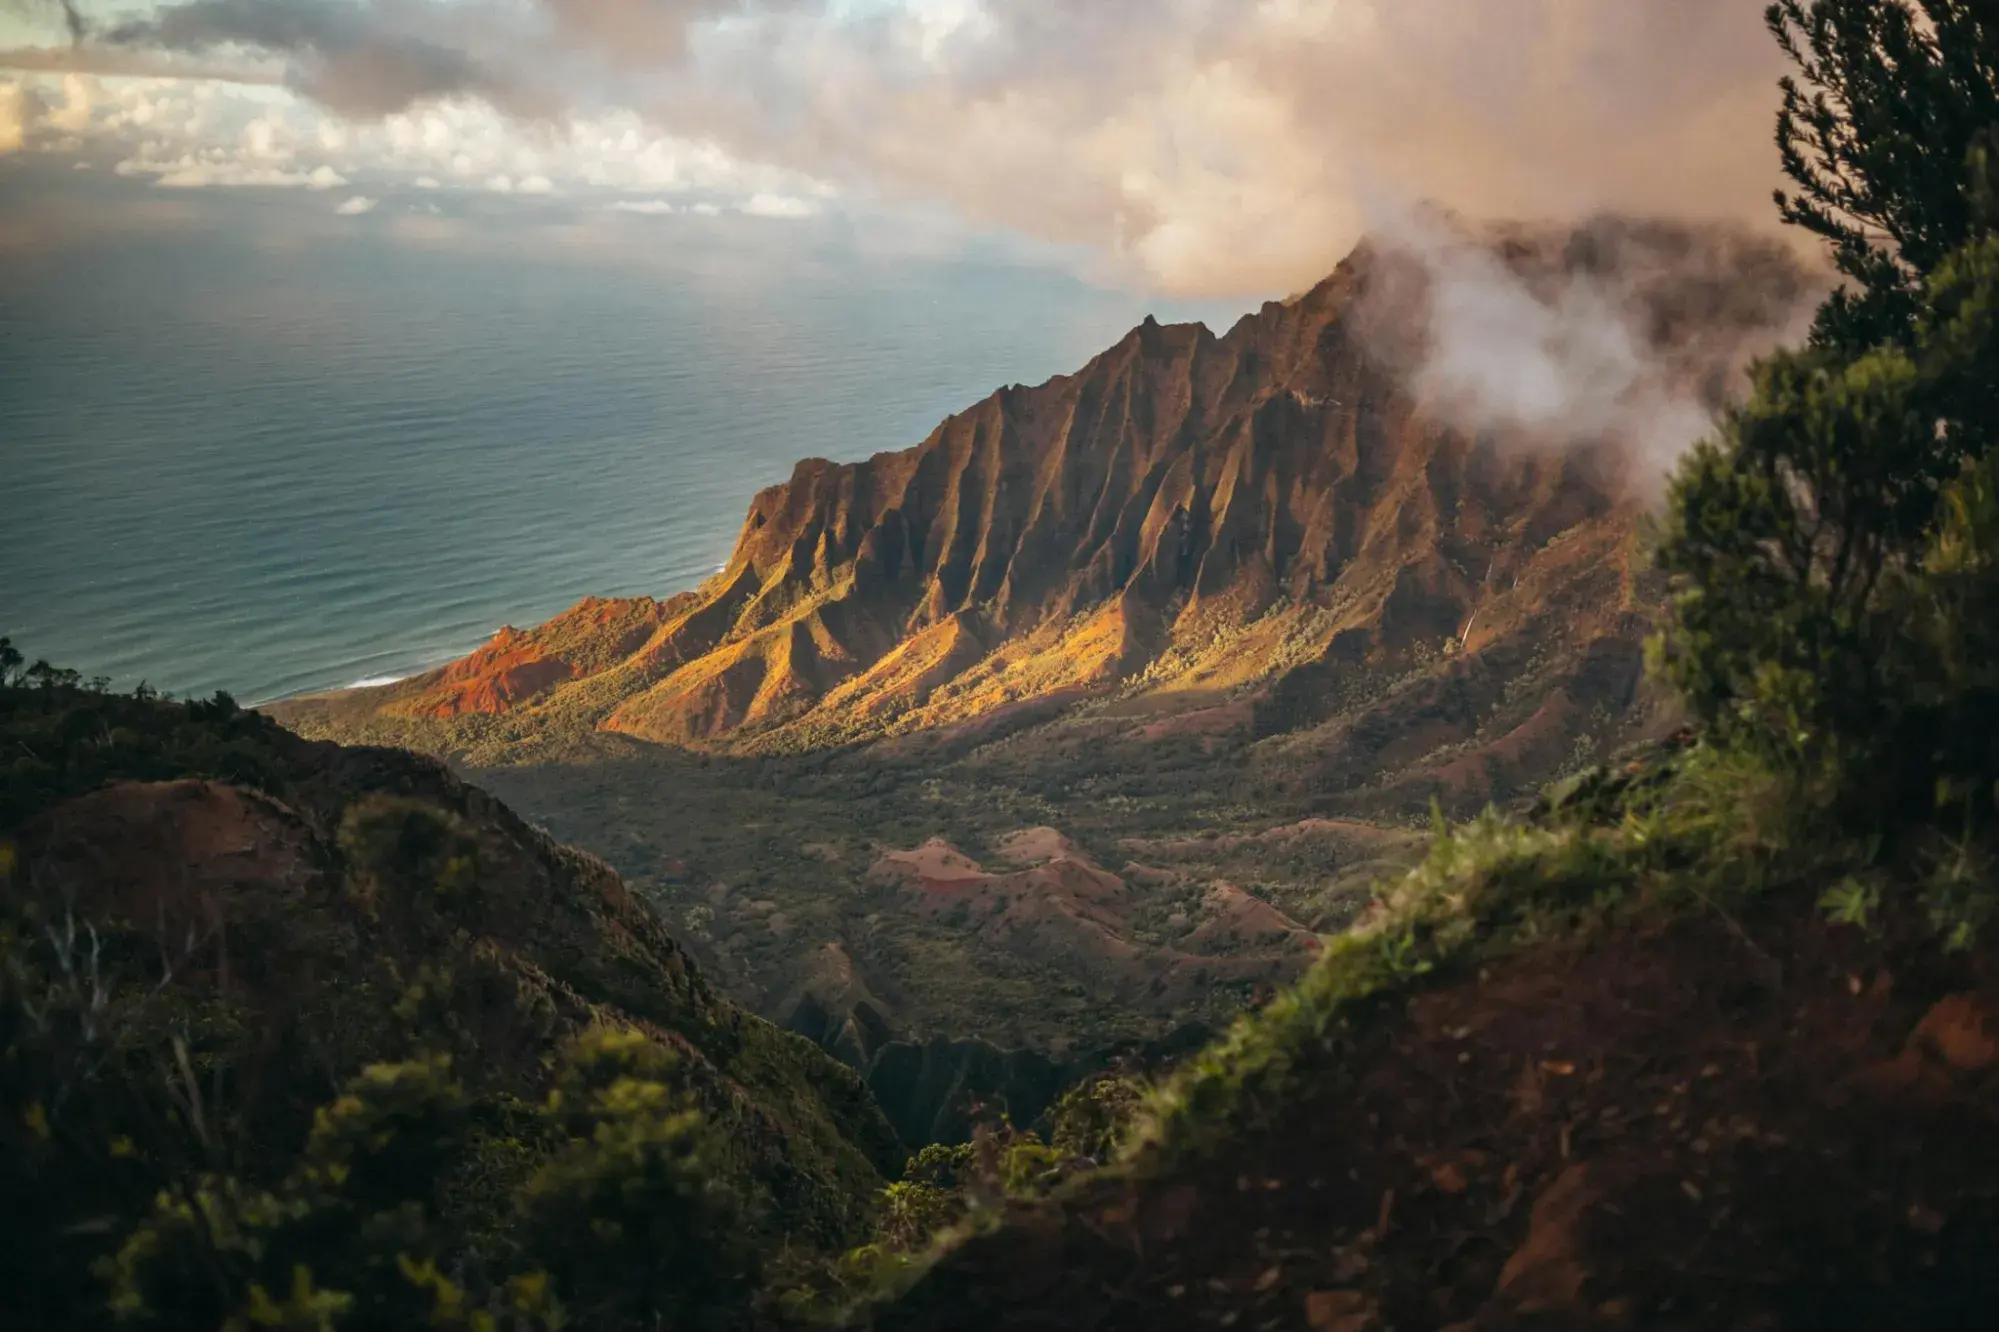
0, 176, 1246, 703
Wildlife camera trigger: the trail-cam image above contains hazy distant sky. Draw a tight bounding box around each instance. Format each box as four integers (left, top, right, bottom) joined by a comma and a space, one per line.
2, 1, 1799, 299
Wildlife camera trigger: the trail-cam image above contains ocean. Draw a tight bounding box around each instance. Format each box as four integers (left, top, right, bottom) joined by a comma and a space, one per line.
0, 178, 1248, 704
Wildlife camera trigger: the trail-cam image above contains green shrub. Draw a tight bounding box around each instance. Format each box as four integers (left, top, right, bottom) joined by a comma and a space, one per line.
1653, 2, 1999, 848
1655, 233, 1999, 833
518, 1026, 755, 1329
876, 1179, 960, 1252
101, 1056, 522, 1330
338, 797, 482, 920
100, 1026, 759, 1331
1045, 1074, 1145, 1164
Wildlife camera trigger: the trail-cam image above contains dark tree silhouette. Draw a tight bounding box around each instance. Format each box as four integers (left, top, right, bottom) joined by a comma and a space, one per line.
1768, 0, 1999, 350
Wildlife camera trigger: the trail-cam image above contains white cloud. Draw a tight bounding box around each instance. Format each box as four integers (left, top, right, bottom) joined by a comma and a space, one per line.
741, 191, 816, 218
335, 195, 377, 215
1341, 210, 1825, 491
240, 116, 286, 160
0, 3, 1804, 295
0, 79, 27, 156
0, 68, 827, 221
146, 159, 350, 189
47, 74, 93, 134
611, 199, 681, 214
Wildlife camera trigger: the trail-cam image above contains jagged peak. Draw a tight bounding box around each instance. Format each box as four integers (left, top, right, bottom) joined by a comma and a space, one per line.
308, 217, 1823, 757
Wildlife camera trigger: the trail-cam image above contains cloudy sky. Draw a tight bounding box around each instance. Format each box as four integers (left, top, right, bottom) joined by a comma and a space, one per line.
1, 0, 1798, 298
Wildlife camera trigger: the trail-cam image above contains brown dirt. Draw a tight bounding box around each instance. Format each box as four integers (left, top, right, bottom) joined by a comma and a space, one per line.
1183, 882, 1322, 954
864, 837, 1320, 1008
876, 895, 1999, 1329
1130, 700, 1256, 743
1122, 817, 1410, 860
17, 780, 339, 1010
372, 596, 674, 720
993, 826, 1084, 867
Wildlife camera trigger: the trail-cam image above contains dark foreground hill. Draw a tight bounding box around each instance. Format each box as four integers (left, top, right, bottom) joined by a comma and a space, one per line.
0, 677, 898, 1327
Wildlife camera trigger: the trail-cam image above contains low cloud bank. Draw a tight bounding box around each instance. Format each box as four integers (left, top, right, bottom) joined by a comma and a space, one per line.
9, 1, 1800, 297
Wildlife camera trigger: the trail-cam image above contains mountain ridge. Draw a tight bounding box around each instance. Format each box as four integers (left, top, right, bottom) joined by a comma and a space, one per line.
280, 216, 1820, 793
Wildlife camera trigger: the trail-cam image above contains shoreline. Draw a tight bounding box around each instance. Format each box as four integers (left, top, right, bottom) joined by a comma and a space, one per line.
245, 640, 484, 711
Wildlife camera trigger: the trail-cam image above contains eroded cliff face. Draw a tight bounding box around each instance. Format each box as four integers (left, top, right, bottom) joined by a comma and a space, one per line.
320, 218, 1820, 776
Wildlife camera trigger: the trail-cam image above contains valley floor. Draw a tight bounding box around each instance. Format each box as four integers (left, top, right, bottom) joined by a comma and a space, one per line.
275, 679, 1575, 1056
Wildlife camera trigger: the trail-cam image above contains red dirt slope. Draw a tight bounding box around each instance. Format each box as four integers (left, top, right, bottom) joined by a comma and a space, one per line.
876, 897, 1999, 1329
867, 831, 1322, 1007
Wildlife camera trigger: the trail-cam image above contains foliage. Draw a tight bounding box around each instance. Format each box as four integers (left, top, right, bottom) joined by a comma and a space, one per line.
0, 649, 267, 831
1133, 738, 1845, 1163
0, 673, 895, 1327
2, 877, 712, 1330
793, 1079, 1152, 1324
518, 1027, 755, 1329
1655, 229, 1999, 829
1767, 0, 1999, 352
874, 1178, 962, 1254
1044, 1074, 1145, 1164
877, 1124, 1074, 1240
1661, 1, 1999, 838
0, 634, 112, 695
1649, 2, 1999, 946
338, 797, 483, 920
102, 1056, 514, 1331
104, 1026, 754, 1331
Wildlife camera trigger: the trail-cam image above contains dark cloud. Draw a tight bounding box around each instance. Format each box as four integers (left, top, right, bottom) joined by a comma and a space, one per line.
97, 0, 540, 118
61, 0, 804, 119
0, 1, 90, 45
0, 41, 287, 85
539, 0, 761, 66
